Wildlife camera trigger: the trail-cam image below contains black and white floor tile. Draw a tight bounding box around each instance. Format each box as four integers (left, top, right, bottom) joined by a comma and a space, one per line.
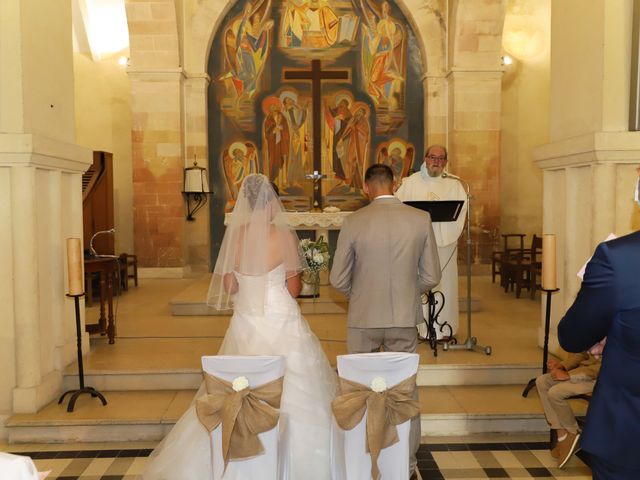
10, 442, 591, 479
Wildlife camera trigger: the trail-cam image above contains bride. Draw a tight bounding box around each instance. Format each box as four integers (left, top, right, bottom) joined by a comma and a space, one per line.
142, 174, 336, 479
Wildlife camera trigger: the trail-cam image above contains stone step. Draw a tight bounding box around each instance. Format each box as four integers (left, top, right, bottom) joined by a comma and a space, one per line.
169, 279, 480, 316
62, 362, 542, 391
6, 385, 587, 443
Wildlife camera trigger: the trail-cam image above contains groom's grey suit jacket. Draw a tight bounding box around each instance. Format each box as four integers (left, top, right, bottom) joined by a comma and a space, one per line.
330, 196, 441, 329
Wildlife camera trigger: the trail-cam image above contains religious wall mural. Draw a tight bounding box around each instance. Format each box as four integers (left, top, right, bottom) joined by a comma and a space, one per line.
279, 0, 359, 59
323, 90, 371, 194
221, 140, 259, 210
218, 0, 274, 130
208, 0, 424, 231
357, 0, 406, 133
376, 137, 413, 184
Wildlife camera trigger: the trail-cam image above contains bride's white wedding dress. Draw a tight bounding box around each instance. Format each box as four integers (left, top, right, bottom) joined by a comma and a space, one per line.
142, 264, 336, 480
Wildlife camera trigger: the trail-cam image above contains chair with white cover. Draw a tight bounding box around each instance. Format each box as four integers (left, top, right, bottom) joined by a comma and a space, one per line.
200, 355, 287, 480
332, 352, 420, 480
0, 452, 47, 479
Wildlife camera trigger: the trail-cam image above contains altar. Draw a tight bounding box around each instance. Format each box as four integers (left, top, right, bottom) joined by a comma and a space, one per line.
225, 210, 353, 284
224, 209, 353, 236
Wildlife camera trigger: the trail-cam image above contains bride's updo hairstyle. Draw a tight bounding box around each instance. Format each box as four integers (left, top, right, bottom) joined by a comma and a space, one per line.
242, 173, 271, 209
207, 173, 307, 313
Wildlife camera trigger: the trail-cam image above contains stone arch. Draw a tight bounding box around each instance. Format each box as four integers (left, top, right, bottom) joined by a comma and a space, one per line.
184, 0, 443, 76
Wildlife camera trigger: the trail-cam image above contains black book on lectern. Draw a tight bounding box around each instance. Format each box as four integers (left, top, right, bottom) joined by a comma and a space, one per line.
403, 200, 464, 222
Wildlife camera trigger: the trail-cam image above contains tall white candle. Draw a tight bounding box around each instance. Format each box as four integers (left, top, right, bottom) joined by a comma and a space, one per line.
542, 234, 557, 290
67, 238, 84, 295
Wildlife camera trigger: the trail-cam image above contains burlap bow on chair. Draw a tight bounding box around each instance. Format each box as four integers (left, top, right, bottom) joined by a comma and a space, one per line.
195, 372, 284, 471
332, 374, 419, 480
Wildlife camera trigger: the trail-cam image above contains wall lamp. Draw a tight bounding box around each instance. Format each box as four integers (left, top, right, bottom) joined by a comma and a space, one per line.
182, 158, 212, 221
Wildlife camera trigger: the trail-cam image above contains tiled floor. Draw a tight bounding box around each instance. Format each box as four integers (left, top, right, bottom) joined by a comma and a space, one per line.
8, 441, 591, 479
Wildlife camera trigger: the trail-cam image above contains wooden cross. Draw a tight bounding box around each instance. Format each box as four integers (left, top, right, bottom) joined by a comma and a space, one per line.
283, 60, 350, 209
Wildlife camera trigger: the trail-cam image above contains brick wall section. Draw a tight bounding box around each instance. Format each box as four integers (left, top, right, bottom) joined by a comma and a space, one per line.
126, 0, 184, 267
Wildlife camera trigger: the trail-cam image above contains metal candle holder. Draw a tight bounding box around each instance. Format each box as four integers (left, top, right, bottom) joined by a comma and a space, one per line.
58, 293, 107, 412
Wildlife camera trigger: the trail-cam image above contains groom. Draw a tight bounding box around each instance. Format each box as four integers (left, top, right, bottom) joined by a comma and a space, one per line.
330, 163, 441, 479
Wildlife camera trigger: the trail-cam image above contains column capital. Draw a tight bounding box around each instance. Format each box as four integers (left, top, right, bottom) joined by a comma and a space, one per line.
0, 134, 92, 173
127, 68, 186, 82
534, 131, 640, 170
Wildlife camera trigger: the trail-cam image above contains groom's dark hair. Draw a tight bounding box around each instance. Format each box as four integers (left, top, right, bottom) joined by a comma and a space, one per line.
365, 164, 394, 185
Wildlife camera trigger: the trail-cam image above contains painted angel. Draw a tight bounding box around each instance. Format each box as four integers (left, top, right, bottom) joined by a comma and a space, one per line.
222, 141, 259, 210
376, 139, 413, 184
358, 0, 405, 108
220, 0, 274, 99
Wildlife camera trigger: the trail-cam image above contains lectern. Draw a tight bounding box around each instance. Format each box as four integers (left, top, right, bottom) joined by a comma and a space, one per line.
405, 200, 462, 356
404, 200, 463, 223
404, 198, 492, 356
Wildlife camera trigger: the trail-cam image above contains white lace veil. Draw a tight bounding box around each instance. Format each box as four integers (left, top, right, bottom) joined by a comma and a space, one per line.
207, 174, 307, 312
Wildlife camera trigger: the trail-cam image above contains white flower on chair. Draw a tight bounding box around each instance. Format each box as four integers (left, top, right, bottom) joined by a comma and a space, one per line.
232, 376, 250, 392
370, 376, 387, 393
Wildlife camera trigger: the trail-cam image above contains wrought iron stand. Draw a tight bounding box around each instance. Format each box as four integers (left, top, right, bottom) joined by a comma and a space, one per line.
58, 293, 108, 412
522, 288, 560, 397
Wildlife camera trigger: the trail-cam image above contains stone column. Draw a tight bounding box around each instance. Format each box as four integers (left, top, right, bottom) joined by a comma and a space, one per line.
534, 0, 639, 353
0, 0, 92, 421
129, 69, 186, 275
447, 69, 502, 263
424, 75, 448, 148
184, 74, 211, 273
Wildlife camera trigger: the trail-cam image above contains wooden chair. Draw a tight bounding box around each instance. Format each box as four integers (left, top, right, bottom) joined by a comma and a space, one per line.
529, 246, 543, 300
502, 235, 542, 298
493, 234, 526, 286
492, 234, 526, 284
119, 253, 138, 290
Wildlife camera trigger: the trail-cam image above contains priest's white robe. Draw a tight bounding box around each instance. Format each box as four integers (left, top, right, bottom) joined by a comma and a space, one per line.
395, 168, 467, 339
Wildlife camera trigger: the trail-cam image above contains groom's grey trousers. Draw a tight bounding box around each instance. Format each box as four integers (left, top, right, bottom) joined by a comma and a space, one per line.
347, 326, 421, 473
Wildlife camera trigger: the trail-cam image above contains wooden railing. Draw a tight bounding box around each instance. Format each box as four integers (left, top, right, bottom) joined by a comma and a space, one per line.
82, 151, 114, 256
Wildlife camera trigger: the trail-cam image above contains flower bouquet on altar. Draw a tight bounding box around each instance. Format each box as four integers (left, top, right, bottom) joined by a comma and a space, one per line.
299, 236, 330, 298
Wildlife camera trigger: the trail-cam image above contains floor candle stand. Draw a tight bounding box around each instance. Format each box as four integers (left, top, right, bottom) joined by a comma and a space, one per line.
58, 293, 108, 412
522, 288, 560, 397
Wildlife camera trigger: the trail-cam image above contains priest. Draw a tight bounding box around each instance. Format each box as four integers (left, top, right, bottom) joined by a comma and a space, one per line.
395, 145, 467, 340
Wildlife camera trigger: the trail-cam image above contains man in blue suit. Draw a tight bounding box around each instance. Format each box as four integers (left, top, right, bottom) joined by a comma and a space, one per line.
558, 230, 640, 479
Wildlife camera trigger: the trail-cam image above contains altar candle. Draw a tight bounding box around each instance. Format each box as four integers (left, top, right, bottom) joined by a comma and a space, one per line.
542, 234, 557, 290
67, 238, 84, 295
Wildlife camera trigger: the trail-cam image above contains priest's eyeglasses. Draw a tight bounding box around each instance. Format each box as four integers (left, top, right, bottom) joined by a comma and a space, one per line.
426, 155, 447, 162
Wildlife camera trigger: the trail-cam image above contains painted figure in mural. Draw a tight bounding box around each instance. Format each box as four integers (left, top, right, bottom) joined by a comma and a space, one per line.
325, 95, 353, 183
301, 0, 339, 48
359, 0, 405, 109
222, 141, 259, 209
263, 96, 290, 187
221, 0, 274, 99
282, 0, 309, 47
280, 90, 309, 188
376, 139, 413, 184
337, 103, 371, 191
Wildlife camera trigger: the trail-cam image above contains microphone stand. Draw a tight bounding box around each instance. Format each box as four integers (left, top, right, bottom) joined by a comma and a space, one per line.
443, 174, 492, 355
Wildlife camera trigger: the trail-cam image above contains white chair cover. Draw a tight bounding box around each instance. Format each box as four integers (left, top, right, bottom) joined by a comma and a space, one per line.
331, 352, 420, 480
201, 355, 287, 480
0, 452, 45, 480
